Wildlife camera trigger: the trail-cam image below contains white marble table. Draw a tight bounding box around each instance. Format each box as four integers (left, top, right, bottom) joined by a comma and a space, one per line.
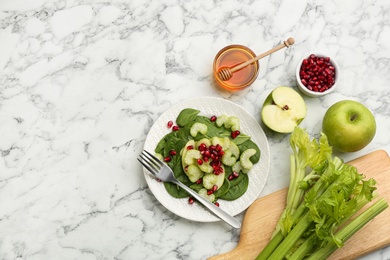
1, 0, 390, 259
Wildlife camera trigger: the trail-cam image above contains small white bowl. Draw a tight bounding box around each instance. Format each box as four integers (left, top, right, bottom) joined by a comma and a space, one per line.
296, 53, 340, 97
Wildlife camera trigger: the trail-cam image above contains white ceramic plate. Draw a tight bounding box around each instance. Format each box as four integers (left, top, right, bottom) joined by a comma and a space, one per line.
143, 97, 270, 222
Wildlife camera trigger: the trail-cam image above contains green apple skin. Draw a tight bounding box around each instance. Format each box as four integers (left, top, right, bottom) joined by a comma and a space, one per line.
322, 100, 376, 152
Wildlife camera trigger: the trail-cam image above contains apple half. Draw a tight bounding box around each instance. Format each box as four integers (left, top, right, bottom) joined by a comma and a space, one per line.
261, 86, 307, 133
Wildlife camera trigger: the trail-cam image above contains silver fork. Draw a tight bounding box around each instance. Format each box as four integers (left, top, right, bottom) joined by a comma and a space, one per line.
138, 150, 241, 229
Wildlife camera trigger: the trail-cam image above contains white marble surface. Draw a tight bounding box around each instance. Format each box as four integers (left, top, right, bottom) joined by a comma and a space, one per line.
0, 0, 389, 259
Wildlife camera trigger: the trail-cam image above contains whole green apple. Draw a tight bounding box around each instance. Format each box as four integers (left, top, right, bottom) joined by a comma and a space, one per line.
322, 100, 376, 152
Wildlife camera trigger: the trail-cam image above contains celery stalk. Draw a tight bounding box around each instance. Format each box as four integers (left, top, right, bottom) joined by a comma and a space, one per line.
256, 202, 308, 260
268, 212, 312, 259
255, 231, 284, 260
289, 192, 379, 260
272, 128, 332, 236
257, 170, 338, 260
288, 232, 318, 260
307, 198, 388, 260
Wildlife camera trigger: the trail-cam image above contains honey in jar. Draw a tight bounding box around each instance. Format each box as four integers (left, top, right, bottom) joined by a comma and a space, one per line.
213, 45, 259, 91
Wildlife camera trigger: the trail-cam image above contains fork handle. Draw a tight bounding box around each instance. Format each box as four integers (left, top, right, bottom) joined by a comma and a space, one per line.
174, 181, 242, 229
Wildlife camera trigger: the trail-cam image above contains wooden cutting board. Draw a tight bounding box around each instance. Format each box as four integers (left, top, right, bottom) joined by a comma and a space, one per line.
209, 149, 390, 260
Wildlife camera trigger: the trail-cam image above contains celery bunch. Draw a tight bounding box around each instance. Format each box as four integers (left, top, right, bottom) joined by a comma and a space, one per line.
256, 127, 388, 260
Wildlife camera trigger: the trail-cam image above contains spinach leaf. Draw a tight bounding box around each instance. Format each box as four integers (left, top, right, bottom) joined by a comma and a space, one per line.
168, 152, 185, 179
220, 174, 249, 201
166, 135, 184, 157
176, 108, 200, 127
214, 178, 230, 198
228, 171, 245, 187
233, 133, 251, 145
164, 183, 188, 198
175, 124, 192, 143
155, 136, 167, 154
190, 183, 204, 192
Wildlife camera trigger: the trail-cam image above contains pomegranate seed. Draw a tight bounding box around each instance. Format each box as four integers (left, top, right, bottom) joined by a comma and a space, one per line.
198, 143, 207, 151
215, 144, 222, 151
231, 130, 240, 139
184, 165, 189, 171
214, 166, 223, 175
172, 125, 179, 131
197, 159, 203, 165
228, 174, 234, 180
203, 156, 209, 162
169, 150, 177, 156
210, 115, 217, 122
188, 197, 194, 204
167, 120, 173, 128
186, 145, 194, 150
164, 156, 171, 162
207, 189, 214, 195
196, 178, 202, 184
212, 185, 218, 192
233, 171, 239, 178
214, 202, 220, 207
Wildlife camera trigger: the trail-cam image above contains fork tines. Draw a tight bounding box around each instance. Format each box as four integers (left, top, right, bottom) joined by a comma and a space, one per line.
137, 150, 163, 176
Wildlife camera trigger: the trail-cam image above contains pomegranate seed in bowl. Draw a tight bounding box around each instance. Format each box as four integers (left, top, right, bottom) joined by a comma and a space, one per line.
296, 53, 340, 97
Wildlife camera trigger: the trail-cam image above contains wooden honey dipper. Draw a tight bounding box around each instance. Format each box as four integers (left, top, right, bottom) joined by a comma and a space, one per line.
217, 37, 295, 81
